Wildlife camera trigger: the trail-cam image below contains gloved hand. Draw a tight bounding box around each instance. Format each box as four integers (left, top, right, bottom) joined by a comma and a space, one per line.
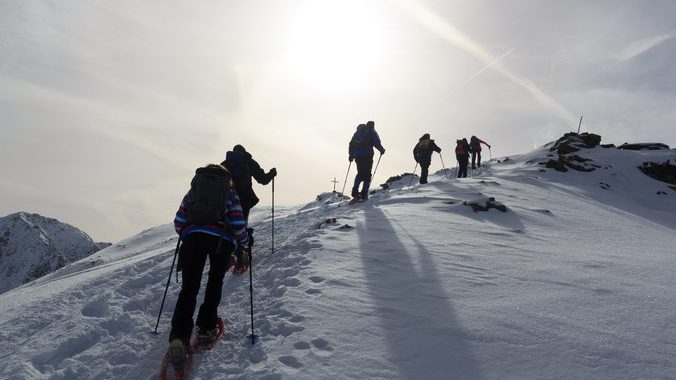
349, 155, 354, 162
379, 148, 385, 155
488, 145, 492, 149
269, 168, 277, 177
246, 227, 254, 248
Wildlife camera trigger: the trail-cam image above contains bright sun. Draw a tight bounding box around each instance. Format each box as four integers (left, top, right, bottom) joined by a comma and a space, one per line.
281, 1, 388, 91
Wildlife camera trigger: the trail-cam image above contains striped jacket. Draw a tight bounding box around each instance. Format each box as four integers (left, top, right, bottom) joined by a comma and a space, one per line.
174, 189, 249, 248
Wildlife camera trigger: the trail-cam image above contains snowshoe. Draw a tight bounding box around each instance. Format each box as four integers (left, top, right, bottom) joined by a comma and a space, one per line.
347, 194, 363, 205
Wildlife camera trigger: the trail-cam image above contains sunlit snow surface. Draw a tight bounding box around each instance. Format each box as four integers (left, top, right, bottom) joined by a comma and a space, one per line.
1, 145, 674, 380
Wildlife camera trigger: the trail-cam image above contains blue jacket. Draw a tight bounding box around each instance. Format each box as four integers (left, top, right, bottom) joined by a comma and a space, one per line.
349, 124, 385, 158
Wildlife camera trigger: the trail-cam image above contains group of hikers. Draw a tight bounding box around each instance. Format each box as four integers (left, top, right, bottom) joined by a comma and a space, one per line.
348, 121, 491, 196
410, 133, 491, 182
165, 121, 490, 368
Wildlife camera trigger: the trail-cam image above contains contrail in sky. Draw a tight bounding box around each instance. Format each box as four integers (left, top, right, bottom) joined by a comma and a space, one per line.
450, 48, 514, 93
617, 31, 676, 61
400, 0, 575, 122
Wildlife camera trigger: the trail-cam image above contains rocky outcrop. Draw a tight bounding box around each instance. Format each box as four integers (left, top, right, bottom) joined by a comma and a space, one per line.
618, 143, 670, 151
549, 132, 602, 155
639, 160, 676, 185
540, 132, 603, 172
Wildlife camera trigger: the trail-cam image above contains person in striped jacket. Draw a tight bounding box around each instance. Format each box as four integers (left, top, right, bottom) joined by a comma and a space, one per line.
168, 164, 250, 366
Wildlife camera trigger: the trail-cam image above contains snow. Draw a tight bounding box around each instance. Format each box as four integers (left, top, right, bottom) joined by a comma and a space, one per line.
0, 143, 675, 379
0, 212, 103, 294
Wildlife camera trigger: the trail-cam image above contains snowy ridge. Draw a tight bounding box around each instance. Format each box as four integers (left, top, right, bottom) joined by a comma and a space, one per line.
0, 212, 105, 294
0, 141, 674, 379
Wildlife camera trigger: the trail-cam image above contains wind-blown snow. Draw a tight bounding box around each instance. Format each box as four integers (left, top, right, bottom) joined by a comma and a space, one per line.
0, 143, 674, 379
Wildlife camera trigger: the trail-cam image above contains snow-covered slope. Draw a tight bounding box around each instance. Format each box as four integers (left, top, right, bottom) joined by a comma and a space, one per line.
0, 212, 105, 294
0, 140, 674, 380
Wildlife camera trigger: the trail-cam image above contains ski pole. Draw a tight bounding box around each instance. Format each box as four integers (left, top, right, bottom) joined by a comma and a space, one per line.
340, 161, 352, 196
271, 177, 275, 254
438, 152, 448, 179
489, 147, 493, 160
408, 162, 418, 187
339, 161, 352, 206
153, 237, 181, 334
247, 246, 258, 345
371, 153, 382, 183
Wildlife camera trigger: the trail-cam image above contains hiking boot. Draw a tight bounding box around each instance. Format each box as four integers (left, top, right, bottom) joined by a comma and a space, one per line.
196, 326, 218, 344
238, 251, 250, 266
233, 260, 249, 276
168, 339, 186, 368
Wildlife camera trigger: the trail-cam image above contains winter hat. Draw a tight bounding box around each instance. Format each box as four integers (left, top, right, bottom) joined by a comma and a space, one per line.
421, 133, 431, 140
233, 144, 246, 153
366, 120, 375, 129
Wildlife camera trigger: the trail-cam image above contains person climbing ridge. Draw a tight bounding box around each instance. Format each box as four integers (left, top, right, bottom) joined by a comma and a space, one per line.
413, 133, 442, 184
469, 135, 491, 169
348, 120, 385, 201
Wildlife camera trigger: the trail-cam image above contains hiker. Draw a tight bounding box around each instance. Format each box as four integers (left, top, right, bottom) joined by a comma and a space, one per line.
168, 164, 250, 367
455, 138, 470, 178
413, 133, 442, 184
348, 120, 385, 200
222, 144, 277, 219
469, 135, 491, 169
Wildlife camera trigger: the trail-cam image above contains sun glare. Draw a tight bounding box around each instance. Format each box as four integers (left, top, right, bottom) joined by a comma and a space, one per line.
281, 1, 387, 92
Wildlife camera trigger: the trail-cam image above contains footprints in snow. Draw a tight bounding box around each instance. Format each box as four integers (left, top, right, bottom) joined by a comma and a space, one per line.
263, 271, 333, 371
278, 338, 335, 369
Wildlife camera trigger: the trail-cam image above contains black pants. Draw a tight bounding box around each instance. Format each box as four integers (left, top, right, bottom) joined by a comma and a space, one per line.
169, 233, 233, 343
457, 156, 468, 178
419, 163, 430, 184
352, 157, 373, 197
471, 151, 482, 168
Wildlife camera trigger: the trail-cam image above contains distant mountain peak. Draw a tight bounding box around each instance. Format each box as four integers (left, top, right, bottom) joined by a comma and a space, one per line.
0, 211, 105, 294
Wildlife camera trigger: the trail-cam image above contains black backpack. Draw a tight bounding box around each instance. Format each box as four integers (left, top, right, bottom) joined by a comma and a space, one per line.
185, 165, 231, 225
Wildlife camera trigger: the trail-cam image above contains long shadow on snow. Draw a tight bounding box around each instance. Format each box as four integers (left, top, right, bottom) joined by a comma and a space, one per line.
357, 207, 482, 380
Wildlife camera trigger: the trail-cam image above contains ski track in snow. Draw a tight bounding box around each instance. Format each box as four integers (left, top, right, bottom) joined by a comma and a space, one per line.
0, 145, 675, 379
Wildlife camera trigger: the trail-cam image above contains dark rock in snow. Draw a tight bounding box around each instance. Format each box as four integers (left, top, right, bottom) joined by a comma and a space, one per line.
541, 133, 605, 173
549, 132, 602, 154
618, 143, 670, 151
564, 155, 601, 172
545, 159, 568, 172
639, 160, 676, 185
463, 197, 508, 212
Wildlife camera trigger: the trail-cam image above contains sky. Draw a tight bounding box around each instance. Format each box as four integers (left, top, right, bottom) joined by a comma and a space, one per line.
1, 0, 675, 242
